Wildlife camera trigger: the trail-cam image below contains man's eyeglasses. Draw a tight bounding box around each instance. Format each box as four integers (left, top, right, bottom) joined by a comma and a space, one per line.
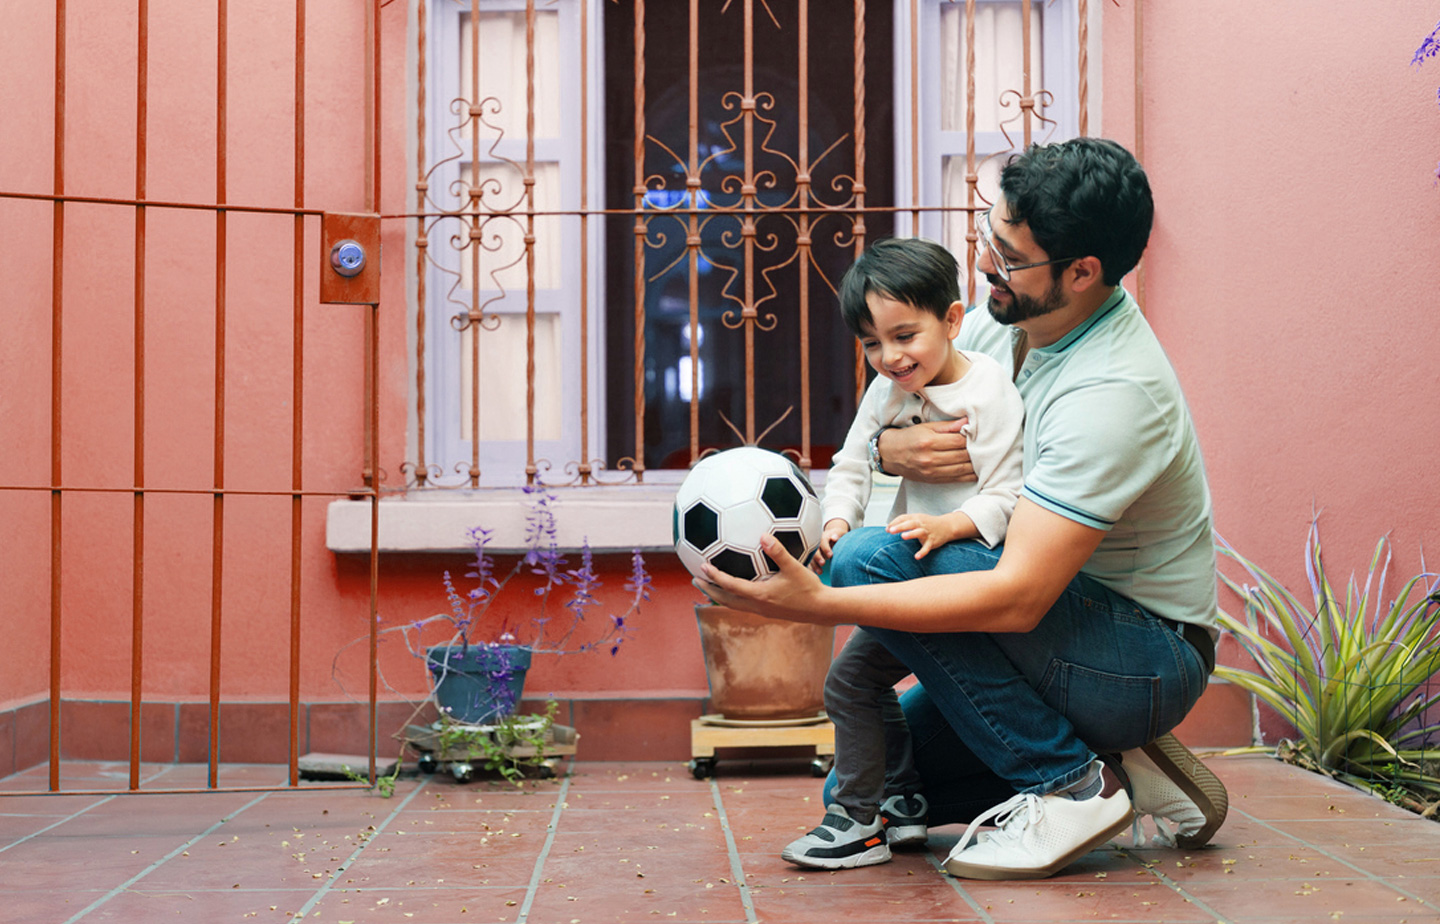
975, 210, 1077, 282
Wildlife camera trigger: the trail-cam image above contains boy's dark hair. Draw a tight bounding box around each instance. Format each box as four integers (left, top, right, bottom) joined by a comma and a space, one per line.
837, 237, 961, 338
1000, 137, 1153, 285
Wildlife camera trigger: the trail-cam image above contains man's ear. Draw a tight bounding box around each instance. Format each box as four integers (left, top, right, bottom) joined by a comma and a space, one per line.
1068, 256, 1105, 293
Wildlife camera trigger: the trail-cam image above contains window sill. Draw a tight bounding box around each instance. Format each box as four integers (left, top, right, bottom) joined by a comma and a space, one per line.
325, 485, 685, 554
324, 475, 899, 554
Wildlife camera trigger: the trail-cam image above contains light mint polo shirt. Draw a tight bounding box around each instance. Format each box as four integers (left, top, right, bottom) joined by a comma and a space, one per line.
957, 288, 1217, 629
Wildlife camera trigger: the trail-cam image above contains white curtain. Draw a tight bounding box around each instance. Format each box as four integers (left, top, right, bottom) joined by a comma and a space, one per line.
937, 2, 1041, 283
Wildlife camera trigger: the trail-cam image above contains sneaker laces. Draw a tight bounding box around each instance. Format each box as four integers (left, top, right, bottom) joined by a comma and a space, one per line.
953, 792, 1042, 855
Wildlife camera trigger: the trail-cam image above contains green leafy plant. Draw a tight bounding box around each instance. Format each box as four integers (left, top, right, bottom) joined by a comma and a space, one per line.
435, 699, 562, 785
341, 762, 401, 799
1215, 519, 1440, 814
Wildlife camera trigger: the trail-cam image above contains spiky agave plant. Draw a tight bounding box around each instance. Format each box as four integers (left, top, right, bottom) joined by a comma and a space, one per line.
1215, 519, 1440, 810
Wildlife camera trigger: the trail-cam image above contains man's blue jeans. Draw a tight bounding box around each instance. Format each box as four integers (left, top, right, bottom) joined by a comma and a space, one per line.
822, 527, 1208, 827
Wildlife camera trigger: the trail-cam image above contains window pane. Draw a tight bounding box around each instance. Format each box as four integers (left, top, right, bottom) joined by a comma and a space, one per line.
459, 312, 562, 442
459, 9, 561, 141
940, 2, 1043, 134
457, 160, 562, 293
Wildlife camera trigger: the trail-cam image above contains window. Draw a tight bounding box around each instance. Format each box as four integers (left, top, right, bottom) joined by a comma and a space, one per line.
409, 0, 1080, 493
420, 0, 599, 487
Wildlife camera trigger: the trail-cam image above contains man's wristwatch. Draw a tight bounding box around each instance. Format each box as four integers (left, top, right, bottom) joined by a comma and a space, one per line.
867, 425, 898, 476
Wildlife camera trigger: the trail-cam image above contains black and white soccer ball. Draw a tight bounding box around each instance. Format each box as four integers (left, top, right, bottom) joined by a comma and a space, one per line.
672, 447, 823, 581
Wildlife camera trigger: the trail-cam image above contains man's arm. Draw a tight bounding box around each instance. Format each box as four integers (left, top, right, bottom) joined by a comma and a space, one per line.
696, 498, 1105, 634
876, 419, 977, 484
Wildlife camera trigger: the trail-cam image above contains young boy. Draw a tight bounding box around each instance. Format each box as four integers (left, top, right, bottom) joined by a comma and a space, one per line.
782, 237, 1024, 869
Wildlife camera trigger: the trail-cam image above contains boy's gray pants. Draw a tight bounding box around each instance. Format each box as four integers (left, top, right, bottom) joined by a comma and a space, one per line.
825, 627, 924, 824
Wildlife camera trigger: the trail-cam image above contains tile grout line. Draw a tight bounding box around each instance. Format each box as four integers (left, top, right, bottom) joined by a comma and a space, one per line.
923, 851, 996, 924
1115, 843, 1236, 924
516, 769, 575, 924
286, 775, 433, 922
708, 776, 760, 924
0, 794, 117, 855
1223, 805, 1440, 913
63, 790, 274, 924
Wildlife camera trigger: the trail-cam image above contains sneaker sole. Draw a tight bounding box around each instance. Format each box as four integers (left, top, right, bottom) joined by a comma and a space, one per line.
781, 842, 892, 869
1141, 732, 1228, 849
885, 824, 928, 848
942, 810, 1132, 881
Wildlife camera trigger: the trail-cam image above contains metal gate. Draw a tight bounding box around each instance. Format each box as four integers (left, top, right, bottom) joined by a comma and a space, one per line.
0, 0, 383, 794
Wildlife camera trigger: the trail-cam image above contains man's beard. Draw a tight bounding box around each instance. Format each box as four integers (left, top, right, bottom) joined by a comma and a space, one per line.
985, 273, 1066, 325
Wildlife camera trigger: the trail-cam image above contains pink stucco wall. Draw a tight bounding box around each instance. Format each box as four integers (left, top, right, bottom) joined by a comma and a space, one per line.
2, 2, 1437, 751
1106, 2, 1440, 619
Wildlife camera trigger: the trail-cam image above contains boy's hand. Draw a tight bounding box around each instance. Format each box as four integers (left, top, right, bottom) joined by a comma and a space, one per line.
808, 518, 851, 573
887, 512, 961, 560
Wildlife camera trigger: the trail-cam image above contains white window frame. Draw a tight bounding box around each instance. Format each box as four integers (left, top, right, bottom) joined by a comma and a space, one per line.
895, 0, 1081, 246
422, 0, 607, 488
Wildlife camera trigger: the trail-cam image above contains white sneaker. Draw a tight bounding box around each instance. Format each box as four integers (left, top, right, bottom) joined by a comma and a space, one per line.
943, 779, 1133, 880
781, 803, 891, 869
1117, 733, 1228, 848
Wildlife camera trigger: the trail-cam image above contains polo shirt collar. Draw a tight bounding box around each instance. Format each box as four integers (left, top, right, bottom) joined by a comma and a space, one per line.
1034, 287, 1130, 355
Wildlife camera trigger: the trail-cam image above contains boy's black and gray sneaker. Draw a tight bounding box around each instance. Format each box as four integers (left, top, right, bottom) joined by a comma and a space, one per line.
781, 803, 891, 869
879, 792, 929, 847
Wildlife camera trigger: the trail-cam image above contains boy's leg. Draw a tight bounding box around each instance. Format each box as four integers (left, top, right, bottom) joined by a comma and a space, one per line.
824, 628, 915, 825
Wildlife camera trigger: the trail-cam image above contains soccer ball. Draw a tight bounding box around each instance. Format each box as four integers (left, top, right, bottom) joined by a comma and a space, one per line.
673, 447, 823, 581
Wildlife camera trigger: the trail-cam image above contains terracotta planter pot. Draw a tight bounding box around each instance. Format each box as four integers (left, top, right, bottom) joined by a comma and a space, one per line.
694, 604, 835, 720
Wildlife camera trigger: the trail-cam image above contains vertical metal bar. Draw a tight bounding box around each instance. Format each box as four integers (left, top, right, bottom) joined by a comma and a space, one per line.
851, 0, 866, 408
795, 0, 811, 470
964, 0, 977, 308
1134, 0, 1145, 309
1077, 0, 1089, 136
740, 0, 755, 443
361, 0, 380, 491
686, 0, 699, 466
130, 0, 149, 793
523, 0, 537, 484
209, 0, 230, 791
1021, 0, 1032, 148
49, 0, 66, 793
367, 0, 383, 785
467, 0, 482, 488
288, 0, 307, 789
631, 0, 646, 479
907, 0, 919, 236
414, 0, 429, 487
577, 0, 592, 483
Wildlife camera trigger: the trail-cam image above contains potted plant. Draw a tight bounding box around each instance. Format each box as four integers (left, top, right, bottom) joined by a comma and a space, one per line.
380, 484, 650, 780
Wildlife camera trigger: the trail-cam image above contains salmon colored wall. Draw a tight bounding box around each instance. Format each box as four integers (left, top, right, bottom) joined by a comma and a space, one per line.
1104, 3, 1440, 608
4, 2, 1438, 750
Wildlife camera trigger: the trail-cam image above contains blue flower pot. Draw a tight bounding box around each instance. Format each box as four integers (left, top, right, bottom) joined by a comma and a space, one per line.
425, 644, 532, 725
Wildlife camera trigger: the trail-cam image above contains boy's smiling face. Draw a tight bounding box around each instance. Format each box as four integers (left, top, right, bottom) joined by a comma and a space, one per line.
858, 293, 965, 393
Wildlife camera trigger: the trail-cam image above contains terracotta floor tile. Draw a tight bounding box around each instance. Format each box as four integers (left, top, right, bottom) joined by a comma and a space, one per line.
749, 879, 986, 923
1180, 875, 1431, 921
3, 755, 1439, 924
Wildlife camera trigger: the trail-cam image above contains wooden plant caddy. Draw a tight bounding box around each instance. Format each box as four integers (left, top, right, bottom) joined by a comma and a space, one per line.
403, 721, 578, 783
688, 712, 835, 779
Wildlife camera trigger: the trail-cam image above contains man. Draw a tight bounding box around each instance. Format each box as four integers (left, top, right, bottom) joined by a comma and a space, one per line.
698, 138, 1227, 880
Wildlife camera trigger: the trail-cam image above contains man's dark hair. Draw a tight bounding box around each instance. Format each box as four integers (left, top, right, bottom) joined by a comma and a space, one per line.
1000, 137, 1154, 285
837, 237, 960, 338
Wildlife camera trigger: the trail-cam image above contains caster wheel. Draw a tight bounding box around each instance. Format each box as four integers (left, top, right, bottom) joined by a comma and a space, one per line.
417, 754, 438, 775
689, 757, 716, 780
451, 762, 475, 783
810, 756, 833, 778
537, 762, 557, 780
